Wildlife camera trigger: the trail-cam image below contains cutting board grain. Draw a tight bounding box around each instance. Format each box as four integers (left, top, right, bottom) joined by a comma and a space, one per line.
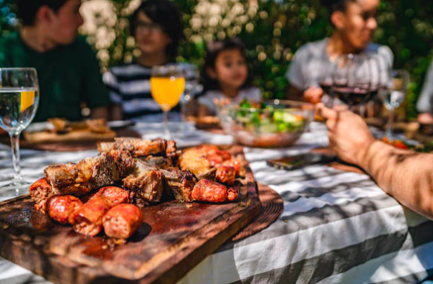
0, 146, 260, 284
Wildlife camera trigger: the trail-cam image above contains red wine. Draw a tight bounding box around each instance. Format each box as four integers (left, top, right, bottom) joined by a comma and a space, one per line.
332, 87, 370, 107
319, 82, 333, 96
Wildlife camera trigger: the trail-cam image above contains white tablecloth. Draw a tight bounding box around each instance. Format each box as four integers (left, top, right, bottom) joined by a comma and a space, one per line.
0, 122, 432, 284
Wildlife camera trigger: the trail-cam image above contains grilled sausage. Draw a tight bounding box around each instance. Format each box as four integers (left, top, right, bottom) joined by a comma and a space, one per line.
192, 179, 229, 203
102, 204, 143, 239
29, 178, 56, 213
71, 186, 130, 236
46, 195, 83, 225
215, 166, 236, 185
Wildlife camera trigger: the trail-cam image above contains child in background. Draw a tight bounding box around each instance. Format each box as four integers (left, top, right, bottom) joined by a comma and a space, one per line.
198, 38, 262, 117
103, 0, 196, 122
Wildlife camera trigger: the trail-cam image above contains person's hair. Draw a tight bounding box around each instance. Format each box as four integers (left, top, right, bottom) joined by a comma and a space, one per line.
320, 0, 358, 13
202, 37, 253, 93
17, 0, 69, 26
129, 0, 184, 59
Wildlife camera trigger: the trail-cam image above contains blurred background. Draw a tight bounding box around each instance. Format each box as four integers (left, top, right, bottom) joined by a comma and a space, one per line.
1, 0, 431, 119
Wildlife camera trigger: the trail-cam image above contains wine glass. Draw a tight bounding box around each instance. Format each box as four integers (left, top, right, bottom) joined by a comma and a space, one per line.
0, 68, 39, 197
332, 54, 372, 113
181, 65, 200, 122
150, 65, 185, 139
380, 69, 409, 140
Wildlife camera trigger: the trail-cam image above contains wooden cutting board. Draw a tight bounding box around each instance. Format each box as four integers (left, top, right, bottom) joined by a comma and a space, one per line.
0, 146, 260, 284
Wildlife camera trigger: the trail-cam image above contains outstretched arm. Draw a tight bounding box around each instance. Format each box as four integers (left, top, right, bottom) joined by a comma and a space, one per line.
317, 104, 433, 219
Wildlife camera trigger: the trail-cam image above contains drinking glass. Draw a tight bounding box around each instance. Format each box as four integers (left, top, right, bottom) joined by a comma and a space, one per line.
181, 65, 200, 122
380, 69, 409, 140
0, 68, 39, 197
150, 65, 185, 139
332, 54, 372, 113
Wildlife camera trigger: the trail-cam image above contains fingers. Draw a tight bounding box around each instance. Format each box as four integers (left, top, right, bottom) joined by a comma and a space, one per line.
316, 103, 338, 121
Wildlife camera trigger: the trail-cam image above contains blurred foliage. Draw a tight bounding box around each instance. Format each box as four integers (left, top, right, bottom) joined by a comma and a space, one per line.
2, 0, 433, 119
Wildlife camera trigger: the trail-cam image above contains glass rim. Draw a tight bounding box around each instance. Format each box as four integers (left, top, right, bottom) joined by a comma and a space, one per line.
0, 67, 37, 72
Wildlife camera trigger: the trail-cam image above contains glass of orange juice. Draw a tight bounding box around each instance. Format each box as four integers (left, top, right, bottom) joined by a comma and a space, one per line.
150, 65, 185, 139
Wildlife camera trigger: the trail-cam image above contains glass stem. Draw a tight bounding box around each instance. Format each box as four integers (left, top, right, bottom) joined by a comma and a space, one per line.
9, 132, 22, 182
163, 109, 171, 140
386, 107, 395, 140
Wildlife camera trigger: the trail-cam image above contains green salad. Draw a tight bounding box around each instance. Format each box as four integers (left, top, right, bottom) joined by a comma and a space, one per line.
234, 99, 306, 134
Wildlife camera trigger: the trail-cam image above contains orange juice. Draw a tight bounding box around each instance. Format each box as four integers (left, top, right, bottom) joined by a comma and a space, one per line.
150, 77, 185, 111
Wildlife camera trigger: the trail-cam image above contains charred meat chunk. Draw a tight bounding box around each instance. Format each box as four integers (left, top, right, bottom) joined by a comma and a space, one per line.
163, 167, 198, 202
123, 161, 165, 203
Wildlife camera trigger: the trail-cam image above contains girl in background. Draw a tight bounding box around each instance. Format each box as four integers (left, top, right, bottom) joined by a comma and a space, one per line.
104, 0, 196, 122
198, 38, 262, 117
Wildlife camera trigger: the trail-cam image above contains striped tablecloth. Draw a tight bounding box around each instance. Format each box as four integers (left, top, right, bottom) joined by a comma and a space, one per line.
1, 122, 432, 284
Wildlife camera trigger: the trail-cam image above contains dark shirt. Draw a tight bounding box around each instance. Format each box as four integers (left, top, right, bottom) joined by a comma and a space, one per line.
0, 32, 110, 122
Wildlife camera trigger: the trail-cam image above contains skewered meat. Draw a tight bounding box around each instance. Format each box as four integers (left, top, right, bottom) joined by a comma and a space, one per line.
71, 186, 130, 236
215, 166, 236, 185
46, 195, 83, 225
102, 204, 143, 239
29, 178, 56, 212
163, 167, 197, 202
191, 179, 237, 203
123, 161, 165, 204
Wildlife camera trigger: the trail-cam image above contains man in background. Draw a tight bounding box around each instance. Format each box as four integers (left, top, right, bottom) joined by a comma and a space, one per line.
0, 0, 110, 122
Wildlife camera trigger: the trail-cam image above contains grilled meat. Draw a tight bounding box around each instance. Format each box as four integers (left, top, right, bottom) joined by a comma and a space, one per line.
102, 204, 143, 239
162, 167, 197, 202
191, 179, 237, 203
46, 195, 83, 225
71, 186, 130, 236
123, 161, 165, 204
215, 166, 236, 185
29, 178, 57, 212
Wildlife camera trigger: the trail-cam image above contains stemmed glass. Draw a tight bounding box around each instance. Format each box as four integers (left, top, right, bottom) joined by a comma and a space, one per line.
380, 69, 409, 140
0, 68, 39, 197
181, 65, 200, 122
150, 65, 185, 139
332, 54, 373, 114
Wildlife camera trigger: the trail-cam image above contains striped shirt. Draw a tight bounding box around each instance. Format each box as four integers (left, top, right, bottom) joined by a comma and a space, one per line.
103, 62, 198, 122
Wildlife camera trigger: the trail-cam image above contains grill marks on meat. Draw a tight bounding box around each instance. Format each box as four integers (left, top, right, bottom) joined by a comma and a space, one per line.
102, 204, 143, 239
46, 195, 83, 224
123, 161, 165, 204
71, 186, 130, 236
162, 167, 198, 202
191, 179, 238, 203
29, 178, 56, 212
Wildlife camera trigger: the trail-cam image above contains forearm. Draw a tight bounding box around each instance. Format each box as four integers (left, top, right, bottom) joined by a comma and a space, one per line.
359, 140, 433, 218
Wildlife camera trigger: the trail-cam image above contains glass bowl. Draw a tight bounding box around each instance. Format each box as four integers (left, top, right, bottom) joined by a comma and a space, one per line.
218, 100, 315, 148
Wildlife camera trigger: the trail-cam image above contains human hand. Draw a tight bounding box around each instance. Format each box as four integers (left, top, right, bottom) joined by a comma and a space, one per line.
316, 103, 376, 165
303, 86, 323, 104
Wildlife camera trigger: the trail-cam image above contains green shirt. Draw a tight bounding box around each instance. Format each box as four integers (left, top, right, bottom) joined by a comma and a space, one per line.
0, 32, 110, 122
